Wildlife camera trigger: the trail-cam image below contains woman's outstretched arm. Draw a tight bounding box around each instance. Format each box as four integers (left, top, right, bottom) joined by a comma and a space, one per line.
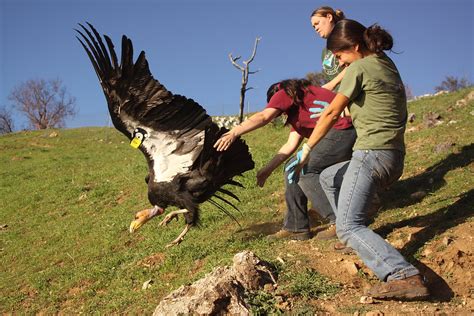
257, 131, 303, 187
214, 108, 281, 151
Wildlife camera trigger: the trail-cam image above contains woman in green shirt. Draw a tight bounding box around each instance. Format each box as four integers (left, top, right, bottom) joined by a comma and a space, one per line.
289, 19, 430, 300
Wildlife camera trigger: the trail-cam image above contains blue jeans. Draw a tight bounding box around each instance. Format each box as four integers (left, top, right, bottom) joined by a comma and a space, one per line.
282, 127, 356, 232
320, 149, 420, 281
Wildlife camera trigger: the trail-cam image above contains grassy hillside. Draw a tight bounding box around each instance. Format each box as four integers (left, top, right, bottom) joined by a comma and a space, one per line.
1, 88, 473, 314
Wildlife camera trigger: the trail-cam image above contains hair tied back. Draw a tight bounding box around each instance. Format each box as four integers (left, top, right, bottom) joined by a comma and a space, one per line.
364, 24, 394, 54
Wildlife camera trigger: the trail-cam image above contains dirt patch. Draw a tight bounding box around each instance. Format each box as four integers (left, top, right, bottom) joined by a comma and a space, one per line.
138, 252, 166, 268
28, 141, 53, 149
19, 285, 39, 309
263, 211, 473, 314
116, 190, 131, 205
188, 258, 206, 277
67, 280, 93, 297
58, 280, 94, 311
419, 221, 473, 300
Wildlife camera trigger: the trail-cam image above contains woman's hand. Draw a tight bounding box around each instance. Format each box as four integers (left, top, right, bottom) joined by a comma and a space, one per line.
256, 167, 272, 187
214, 131, 237, 151
287, 143, 311, 184
213, 109, 280, 152
310, 100, 330, 119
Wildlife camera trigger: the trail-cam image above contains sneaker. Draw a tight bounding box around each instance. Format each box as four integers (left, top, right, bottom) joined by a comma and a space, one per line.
365, 275, 429, 300
315, 224, 337, 240
333, 241, 353, 254
267, 229, 311, 241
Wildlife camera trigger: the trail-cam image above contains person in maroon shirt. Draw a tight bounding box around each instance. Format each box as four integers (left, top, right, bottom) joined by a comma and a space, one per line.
214, 79, 356, 240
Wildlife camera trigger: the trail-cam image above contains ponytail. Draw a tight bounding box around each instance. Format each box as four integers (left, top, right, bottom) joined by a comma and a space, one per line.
327, 19, 394, 55
364, 24, 393, 54
333, 9, 345, 22
311, 6, 345, 23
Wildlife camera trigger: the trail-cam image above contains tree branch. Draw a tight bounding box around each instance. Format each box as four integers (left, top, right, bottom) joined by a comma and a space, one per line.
228, 37, 262, 123
8, 78, 76, 130
244, 37, 261, 65
229, 53, 244, 71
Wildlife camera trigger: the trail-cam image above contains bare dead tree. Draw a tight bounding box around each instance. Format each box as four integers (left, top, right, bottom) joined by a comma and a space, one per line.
0, 106, 14, 134
229, 37, 261, 123
9, 79, 76, 130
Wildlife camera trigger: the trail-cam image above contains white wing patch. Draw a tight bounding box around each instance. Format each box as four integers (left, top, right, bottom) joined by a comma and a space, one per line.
121, 114, 205, 183
143, 130, 204, 183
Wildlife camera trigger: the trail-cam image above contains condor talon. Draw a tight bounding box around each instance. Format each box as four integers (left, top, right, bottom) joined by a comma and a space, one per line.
165, 224, 192, 248
159, 209, 190, 227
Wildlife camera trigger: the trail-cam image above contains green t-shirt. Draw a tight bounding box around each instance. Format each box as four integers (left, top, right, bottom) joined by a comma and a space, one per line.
338, 54, 407, 152
321, 48, 343, 85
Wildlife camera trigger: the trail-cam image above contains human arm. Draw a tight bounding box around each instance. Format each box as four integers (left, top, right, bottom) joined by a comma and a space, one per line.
293, 93, 350, 174
322, 67, 347, 91
256, 131, 303, 187
213, 107, 281, 151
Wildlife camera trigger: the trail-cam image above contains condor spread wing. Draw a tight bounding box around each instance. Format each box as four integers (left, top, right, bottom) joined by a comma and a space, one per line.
76, 23, 212, 182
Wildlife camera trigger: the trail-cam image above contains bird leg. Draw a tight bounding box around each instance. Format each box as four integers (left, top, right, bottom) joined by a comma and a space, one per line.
158, 209, 190, 227
157, 209, 193, 247
165, 224, 193, 248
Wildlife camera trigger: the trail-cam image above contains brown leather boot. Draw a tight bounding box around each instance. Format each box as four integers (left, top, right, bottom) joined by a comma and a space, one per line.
365, 275, 429, 300
315, 224, 337, 240
267, 229, 312, 241
333, 241, 353, 254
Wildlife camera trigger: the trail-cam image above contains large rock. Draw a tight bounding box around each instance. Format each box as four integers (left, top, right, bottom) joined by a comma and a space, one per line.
153, 251, 276, 316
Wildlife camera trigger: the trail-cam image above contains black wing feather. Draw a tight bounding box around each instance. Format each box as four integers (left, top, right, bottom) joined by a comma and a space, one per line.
212, 194, 242, 213
208, 199, 241, 227
77, 23, 255, 228
103, 35, 119, 70
217, 188, 241, 202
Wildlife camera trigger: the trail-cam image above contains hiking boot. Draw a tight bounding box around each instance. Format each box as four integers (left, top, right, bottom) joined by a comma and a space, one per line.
334, 241, 353, 254
365, 275, 429, 300
267, 229, 311, 241
315, 224, 337, 240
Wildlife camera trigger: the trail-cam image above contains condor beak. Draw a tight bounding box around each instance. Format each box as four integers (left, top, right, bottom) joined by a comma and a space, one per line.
129, 206, 163, 233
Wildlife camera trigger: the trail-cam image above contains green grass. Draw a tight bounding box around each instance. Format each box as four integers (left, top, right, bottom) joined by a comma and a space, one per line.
1, 88, 473, 313
245, 290, 283, 315
285, 268, 340, 299
0, 124, 290, 313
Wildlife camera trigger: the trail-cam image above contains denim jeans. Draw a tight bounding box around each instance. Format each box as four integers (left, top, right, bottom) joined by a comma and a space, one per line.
320, 149, 420, 281
282, 127, 356, 232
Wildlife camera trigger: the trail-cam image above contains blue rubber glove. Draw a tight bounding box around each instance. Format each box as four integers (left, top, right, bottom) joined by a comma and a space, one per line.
309, 100, 330, 119
285, 144, 311, 184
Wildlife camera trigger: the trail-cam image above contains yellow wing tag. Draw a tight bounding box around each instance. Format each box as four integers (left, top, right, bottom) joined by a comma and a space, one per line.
130, 137, 141, 149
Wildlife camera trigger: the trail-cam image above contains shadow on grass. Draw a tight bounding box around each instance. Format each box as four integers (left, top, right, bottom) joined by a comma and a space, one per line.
380, 143, 474, 210
235, 208, 332, 242
375, 189, 473, 301
235, 220, 282, 241
372, 143, 473, 301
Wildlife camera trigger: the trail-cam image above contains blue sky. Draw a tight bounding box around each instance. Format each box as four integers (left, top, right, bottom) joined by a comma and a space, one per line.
1, 0, 473, 129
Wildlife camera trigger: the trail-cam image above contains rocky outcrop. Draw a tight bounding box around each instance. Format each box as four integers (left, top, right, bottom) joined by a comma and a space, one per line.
153, 251, 276, 316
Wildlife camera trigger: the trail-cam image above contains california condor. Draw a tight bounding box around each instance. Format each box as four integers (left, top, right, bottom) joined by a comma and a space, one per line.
76, 23, 254, 247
